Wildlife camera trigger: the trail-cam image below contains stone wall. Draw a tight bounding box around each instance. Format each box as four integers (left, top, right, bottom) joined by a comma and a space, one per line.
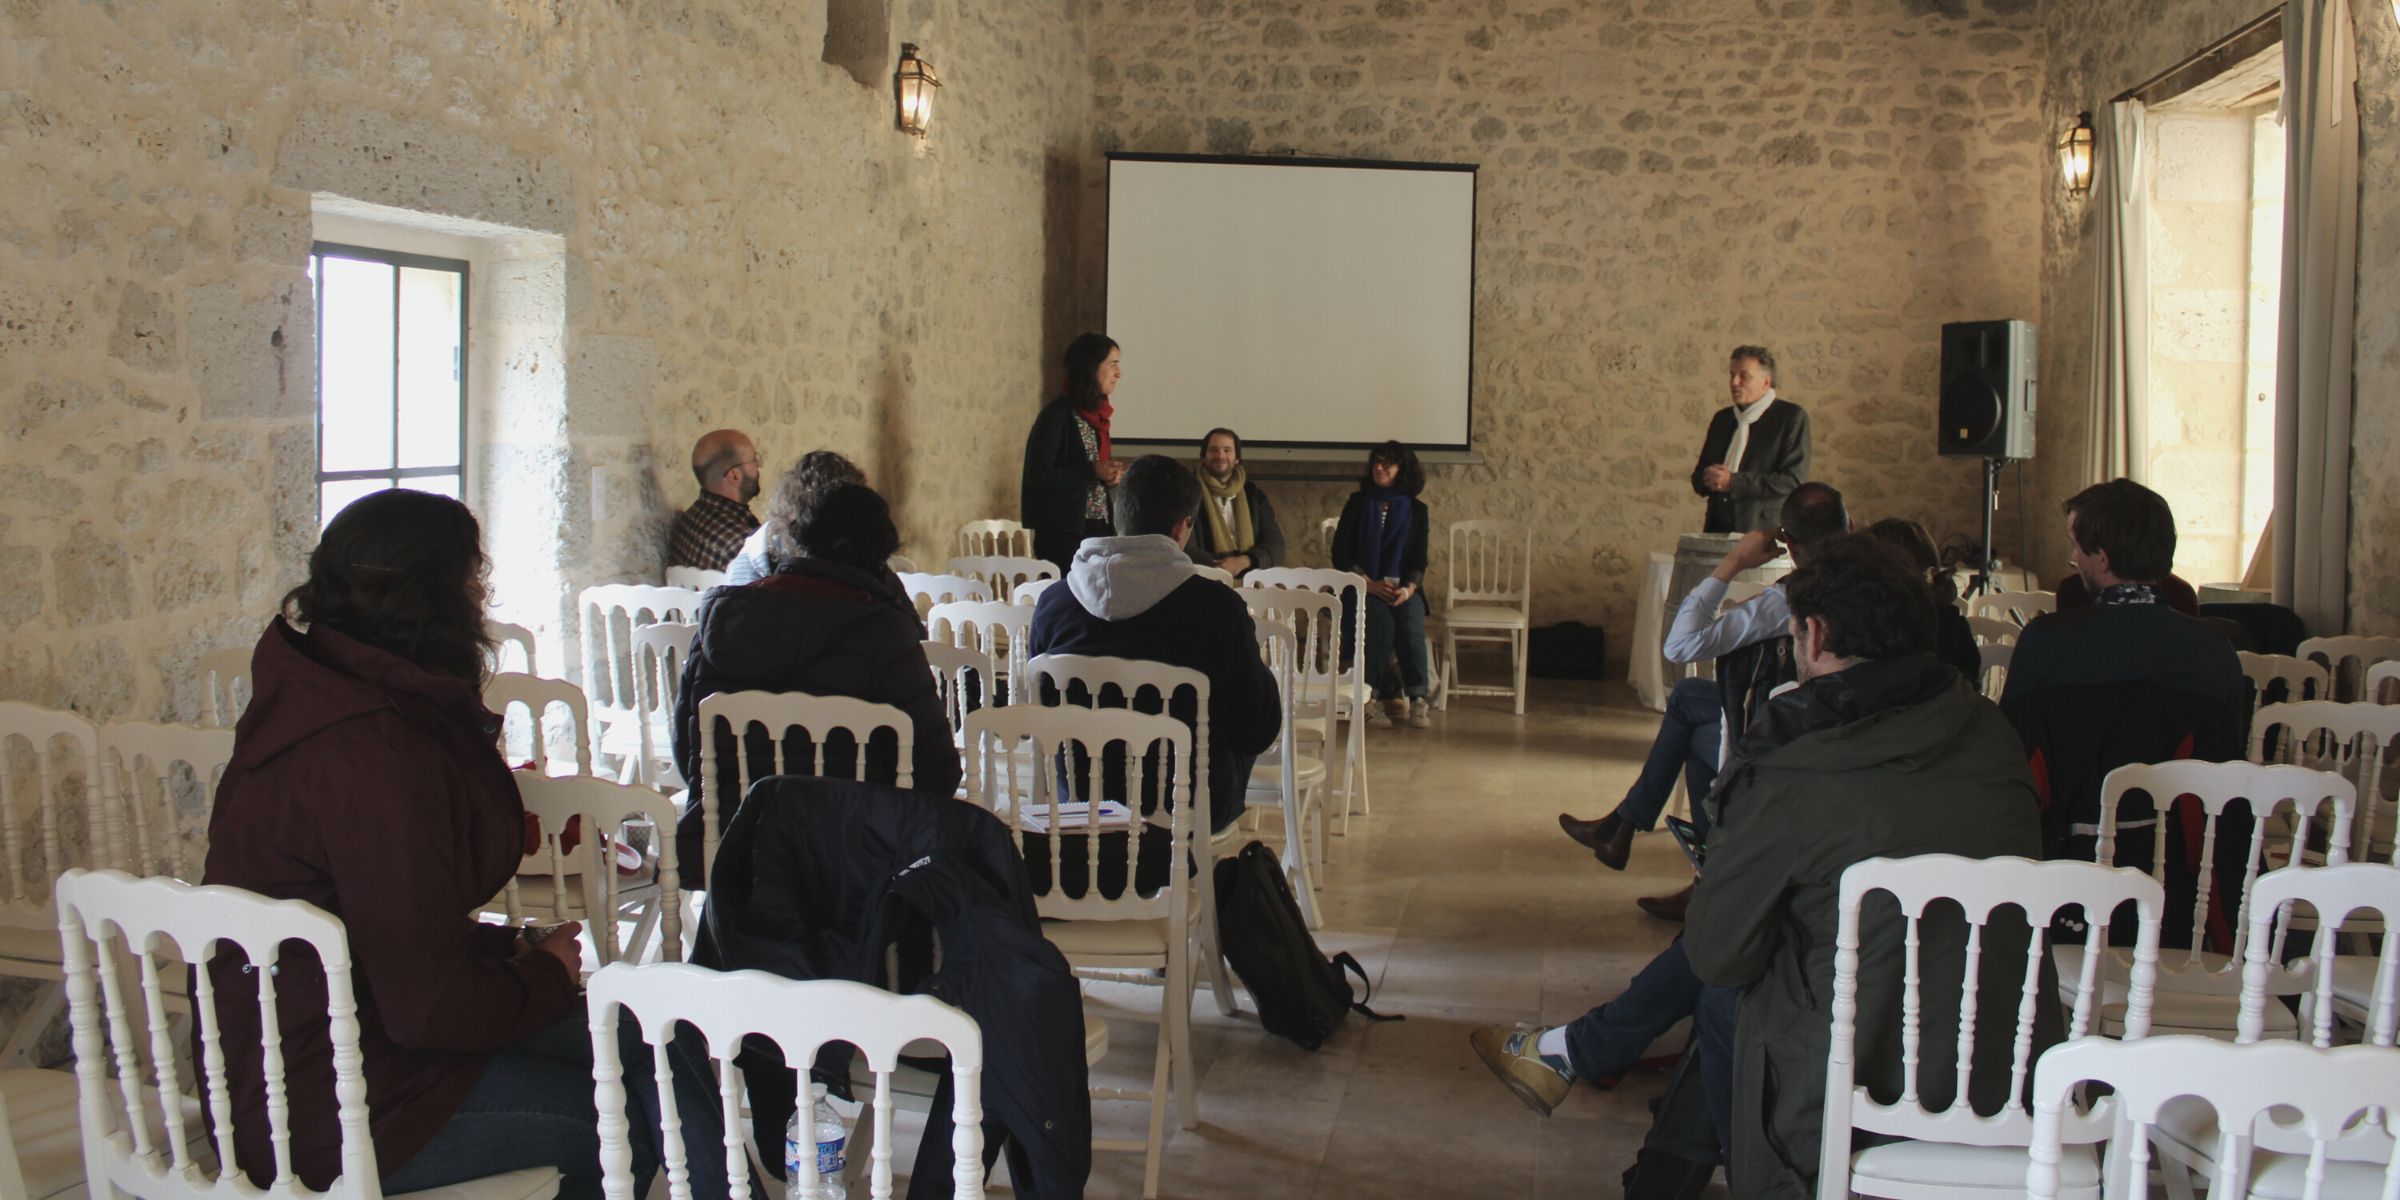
2036, 1, 2400, 633
1084, 0, 2048, 646
1, 0, 1090, 722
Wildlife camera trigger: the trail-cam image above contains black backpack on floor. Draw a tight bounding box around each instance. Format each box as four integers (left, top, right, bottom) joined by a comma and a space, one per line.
1212, 840, 1400, 1050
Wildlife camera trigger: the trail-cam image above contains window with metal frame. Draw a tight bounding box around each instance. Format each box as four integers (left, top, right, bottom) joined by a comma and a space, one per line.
309, 241, 469, 528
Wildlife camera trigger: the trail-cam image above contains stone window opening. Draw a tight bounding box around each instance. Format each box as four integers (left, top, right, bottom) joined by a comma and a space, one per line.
822, 0, 892, 90
309, 242, 470, 528
2135, 34, 2283, 587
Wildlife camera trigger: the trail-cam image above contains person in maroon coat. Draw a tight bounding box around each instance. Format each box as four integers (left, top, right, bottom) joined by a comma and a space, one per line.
202, 489, 733, 1197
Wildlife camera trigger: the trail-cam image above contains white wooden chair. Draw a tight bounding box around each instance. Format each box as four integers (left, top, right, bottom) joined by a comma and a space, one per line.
1011, 577, 1061, 608
1242, 618, 1328, 929
897, 571, 992, 618
2299, 636, 2400, 703
1318, 516, 1339, 560
0, 703, 100, 1068
1240, 585, 1342, 847
1023, 654, 1237, 1019
1818, 854, 2165, 1200
589, 963, 984, 1200
1965, 589, 2056, 626
2248, 702, 2400, 866
926, 601, 1034, 707
664, 565, 728, 591
957, 518, 1033, 560
945, 555, 1058, 605
2068, 761, 2358, 1039
962, 704, 1195, 1200
1965, 615, 2020, 647
487, 619, 540, 676
2028, 1036, 2400, 1200
55, 867, 561, 1200
693, 691, 915, 888
626, 620, 694, 792
923, 639, 995, 747
1187, 565, 1236, 587
484, 671, 597, 778
2241, 652, 2334, 722
502, 771, 684, 964
1245, 567, 1374, 828
578, 584, 702, 779
2369, 661, 2400, 706
196, 648, 252, 729
1441, 520, 1532, 715
95, 722, 234, 883
1976, 641, 2014, 699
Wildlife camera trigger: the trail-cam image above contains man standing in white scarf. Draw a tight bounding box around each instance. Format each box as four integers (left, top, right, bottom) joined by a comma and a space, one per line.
1691, 346, 1813, 534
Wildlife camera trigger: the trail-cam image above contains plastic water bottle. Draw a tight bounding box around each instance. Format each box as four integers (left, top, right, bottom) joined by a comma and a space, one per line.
785, 1082, 847, 1200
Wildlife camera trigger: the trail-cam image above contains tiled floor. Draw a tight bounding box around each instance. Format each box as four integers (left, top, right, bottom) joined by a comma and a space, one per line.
1057, 677, 1721, 1199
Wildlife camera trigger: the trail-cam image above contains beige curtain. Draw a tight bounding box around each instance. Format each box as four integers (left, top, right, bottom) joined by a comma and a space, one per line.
2085, 100, 2150, 486
2273, 0, 2359, 634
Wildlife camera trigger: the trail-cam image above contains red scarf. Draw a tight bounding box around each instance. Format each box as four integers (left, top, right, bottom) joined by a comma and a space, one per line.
1079, 398, 1115, 464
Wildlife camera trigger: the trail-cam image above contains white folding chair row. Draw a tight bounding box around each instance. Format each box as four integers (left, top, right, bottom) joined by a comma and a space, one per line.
926, 601, 1034, 707
923, 639, 996, 761
2241, 651, 2334, 718
590, 963, 988, 1200
499, 770, 685, 965
1011, 577, 1060, 607
1964, 614, 2020, 647
577, 583, 701, 779
1246, 567, 1373, 829
1963, 589, 2056, 626
1021, 653, 1239, 1019
692, 690, 915, 889
197, 647, 254, 729
1237, 598, 1334, 918
2298, 635, 2400, 703
1442, 519, 1532, 715
2029, 1037, 2400, 1200
485, 671, 597, 778
487, 618, 540, 676
961, 704, 1195, 1199
2249, 702, 2400, 866
0, 703, 100, 1068
945, 555, 1057, 604
96, 721, 234, 885
1819, 854, 2165, 1200
56, 867, 563, 1200
957, 517, 1033, 560
897, 571, 993, 618
663, 565, 728, 591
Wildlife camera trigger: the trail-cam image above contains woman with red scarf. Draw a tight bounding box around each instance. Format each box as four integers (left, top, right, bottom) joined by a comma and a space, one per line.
1022, 332, 1124, 572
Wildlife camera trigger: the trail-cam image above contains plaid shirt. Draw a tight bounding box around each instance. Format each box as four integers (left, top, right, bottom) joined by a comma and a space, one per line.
667, 491, 759, 570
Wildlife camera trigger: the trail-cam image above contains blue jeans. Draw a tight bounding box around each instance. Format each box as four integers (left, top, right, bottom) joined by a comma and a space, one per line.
1363, 591, 1430, 700
1562, 936, 1704, 1084
1618, 676, 1722, 834
381, 1002, 744, 1200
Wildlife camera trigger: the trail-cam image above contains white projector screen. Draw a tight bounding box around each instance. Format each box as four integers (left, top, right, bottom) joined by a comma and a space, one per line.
1104, 154, 1476, 451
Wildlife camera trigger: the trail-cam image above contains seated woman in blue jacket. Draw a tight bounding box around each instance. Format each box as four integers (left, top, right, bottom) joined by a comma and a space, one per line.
1331, 441, 1434, 729
672, 478, 961, 883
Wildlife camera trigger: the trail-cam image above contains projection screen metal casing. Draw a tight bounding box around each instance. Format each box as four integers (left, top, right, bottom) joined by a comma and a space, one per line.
1104, 153, 1477, 452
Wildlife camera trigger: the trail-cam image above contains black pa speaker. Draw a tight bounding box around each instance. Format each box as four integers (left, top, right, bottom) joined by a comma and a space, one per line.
1938, 320, 2036, 460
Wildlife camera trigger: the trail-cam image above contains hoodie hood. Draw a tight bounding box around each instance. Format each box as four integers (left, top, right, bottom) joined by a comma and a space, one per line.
1065, 535, 1200, 621
228, 618, 498, 772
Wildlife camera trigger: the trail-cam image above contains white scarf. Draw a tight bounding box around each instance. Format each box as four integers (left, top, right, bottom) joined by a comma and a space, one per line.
1723, 389, 1779, 474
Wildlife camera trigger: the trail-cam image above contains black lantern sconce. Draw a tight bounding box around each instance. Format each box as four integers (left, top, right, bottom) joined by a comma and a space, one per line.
896, 43, 940, 137
2058, 111, 2095, 197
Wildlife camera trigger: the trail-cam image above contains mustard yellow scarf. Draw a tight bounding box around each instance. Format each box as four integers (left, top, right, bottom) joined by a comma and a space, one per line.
1198, 466, 1255, 556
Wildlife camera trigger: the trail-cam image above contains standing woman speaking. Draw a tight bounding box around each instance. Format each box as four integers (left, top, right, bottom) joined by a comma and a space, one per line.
1022, 333, 1125, 572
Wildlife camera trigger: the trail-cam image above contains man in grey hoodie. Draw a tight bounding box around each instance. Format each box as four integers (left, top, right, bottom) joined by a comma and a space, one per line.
1026, 455, 1283, 837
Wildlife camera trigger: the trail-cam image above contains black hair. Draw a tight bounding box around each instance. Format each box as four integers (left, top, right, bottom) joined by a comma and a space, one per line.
1779, 481, 1848, 560
284, 489, 494, 683
1361, 441, 1426, 497
1200, 428, 1243, 462
764, 449, 867, 570
1116, 454, 1204, 539
789, 481, 901, 570
1863, 516, 1960, 608
1061, 333, 1119, 413
1780, 533, 1937, 663
2063, 478, 2177, 583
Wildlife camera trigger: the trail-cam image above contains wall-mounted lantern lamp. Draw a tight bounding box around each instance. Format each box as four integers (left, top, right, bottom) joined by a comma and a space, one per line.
896, 44, 940, 137
2058, 111, 2095, 197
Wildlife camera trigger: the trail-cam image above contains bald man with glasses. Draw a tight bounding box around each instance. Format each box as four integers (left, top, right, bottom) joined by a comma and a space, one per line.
667, 428, 762, 571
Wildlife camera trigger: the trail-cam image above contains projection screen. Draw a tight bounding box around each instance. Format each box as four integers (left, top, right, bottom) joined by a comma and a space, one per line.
1104, 154, 1477, 452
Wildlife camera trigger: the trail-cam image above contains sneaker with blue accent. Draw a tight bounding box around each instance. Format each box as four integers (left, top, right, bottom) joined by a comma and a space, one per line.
1468, 1024, 1576, 1116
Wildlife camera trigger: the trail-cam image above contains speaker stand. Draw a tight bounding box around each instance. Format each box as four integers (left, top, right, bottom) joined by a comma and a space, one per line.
1965, 457, 2004, 599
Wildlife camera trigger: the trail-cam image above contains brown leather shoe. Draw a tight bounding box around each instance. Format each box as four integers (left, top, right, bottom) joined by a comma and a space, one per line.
1558, 812, 1634, 871
1637, 884, 1692, 922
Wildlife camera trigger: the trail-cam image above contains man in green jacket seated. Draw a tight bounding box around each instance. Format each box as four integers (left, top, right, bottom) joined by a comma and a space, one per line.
1683, 533, 2056, 1200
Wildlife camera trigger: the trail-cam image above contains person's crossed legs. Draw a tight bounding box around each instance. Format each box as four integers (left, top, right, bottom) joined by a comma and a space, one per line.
1468, 937, 1706, 1116
1560, 675, 1722, 869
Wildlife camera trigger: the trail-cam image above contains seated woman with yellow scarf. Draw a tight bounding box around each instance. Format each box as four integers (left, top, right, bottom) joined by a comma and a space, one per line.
1189, 427, 1286, 578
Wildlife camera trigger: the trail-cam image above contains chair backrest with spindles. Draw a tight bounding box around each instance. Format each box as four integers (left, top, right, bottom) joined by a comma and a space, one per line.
0, 703, 98, 933
1024, 654, 1210, 823
198, 648, 254, 729
2247, 701, 2400, 864
897, 572, 993, 618
1965, 615, 2020, 647
923, 639, 995, 749
945, 556, 1057, 604
2095, 761, 2357, 982
1965, 590, 2056, 626
509, 771, 684, 963
578, 584, 702, 725
486, 619, 540, 676
2298, 635, 2400, 703
96, 721, 234, 883
2371, 660, 2400, 706
1011, 577, 1061, 607
589, 962, 986, 1200
2237, 863, 2400, 1048
962, 704, 1194, 926
664, 565, 727, 592
957, 519, 1031, 560
2026, 1036, 2400, 1200
926, 601, 1034, 704
1445, 520, 1532, 611
1239, 588, 1340, 744
1247, 567, 1371, 718
695, 691, 914, 881
1817, 854, 2165, 1200
484, 671, 597, 778
629, 621, 695, 791
2239, 651, 2333, 718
